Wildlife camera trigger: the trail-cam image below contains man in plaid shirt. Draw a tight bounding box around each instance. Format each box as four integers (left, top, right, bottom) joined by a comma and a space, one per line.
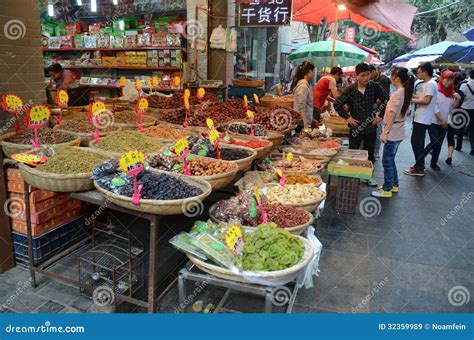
334, 63, 389, 186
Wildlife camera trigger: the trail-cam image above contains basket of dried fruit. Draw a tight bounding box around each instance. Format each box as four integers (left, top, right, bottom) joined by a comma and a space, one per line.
232, 77, 265, 88
264, 183, 326, 213
89, 131, 162, 157
257, 156, 325, 175
94, 171, 212, 215
148, 154, 239, 191
222, 136, 273, 160
143, 123, 198, 143
18, 147, 110, 192
279, 146, 338, 161
53, 121, 121, 146
209, 200, 314, 235
1, 128, 81, 157
111, 111, 156, 130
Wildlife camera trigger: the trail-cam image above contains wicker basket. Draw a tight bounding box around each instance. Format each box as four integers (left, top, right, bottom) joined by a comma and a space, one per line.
187, 236, 314, 285
232, 78, 265, 88
260, 96, 294, 109
264, 183, 326, 213
149, 160, 238, 191
53, 125, 122, 146
0, 131, 17, 142
18, 147, 111, 192
112, 115, 156, 130
143, 125, 197, 143
1, 137, 81, 158
94, 173, 212, 215
222, 137, 273, 160
88, 137, 162, 157
208, 203, 314, 235
258, 160, 325, 175
220, 145, 257, 172
279, 146, 338, 159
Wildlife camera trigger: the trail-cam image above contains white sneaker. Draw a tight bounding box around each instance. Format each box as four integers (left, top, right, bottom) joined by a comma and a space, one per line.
365, 179, 378, 187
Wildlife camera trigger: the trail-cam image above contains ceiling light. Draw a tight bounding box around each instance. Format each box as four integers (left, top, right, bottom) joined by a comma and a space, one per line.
91, 0, 97, 12
338, 4, 347, 11
47, 4, 54, 16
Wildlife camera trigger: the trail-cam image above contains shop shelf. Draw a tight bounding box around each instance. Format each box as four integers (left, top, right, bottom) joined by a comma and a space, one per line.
44, 66, 182, 71
43, 47, 184, 52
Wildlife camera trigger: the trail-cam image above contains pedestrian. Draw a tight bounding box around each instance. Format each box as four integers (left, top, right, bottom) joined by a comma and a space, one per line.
369, 66, 391, 160
334, 63, 389, 187
291, 61, 315, 128
372, 67, 415, 198
404, 62, 438, 176
451, 69, 474, 155
423, 70, 458, 170
270, 79, 288, 96
313, 66, 343, 113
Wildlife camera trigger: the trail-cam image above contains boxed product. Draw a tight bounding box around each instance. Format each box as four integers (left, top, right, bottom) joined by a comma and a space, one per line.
167, 33, 181, 47
102, 57, 116, 66
89, 23, 102, 34
41, 23, 56, 37
48, 37, 60, 49
8, 192, 68, 212
124, 35, 138, 48
115, 56, 126, 66
11, 206, 83, 236
110, 34, 125, 48
168, 20, 185, 34
137, 33, 151, 47
83, 35, 97, 48
60, 36, 74, 48
97, 34, 110, 48
151, 33, 167, 47
14, 199, 82, 224
66, 22, 81, 35
155, 17, 170, 33
74, 34, 84, 48
55, 23, 66, 37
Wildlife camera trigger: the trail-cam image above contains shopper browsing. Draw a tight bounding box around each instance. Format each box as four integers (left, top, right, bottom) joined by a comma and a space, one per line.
292, 61, 315, 128
423, 70, 459, 170
334, 63, 388, 187
404, 63, 438, 176
372, 67, 415, 198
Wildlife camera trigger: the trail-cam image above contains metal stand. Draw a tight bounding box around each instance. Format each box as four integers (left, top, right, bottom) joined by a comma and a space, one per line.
24, 183, 164, 313
178, 263, 299, 314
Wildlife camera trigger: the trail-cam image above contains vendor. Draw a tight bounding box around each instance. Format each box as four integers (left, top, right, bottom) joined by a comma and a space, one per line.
313, 67, 343, 112
48, 63, 76, 90
270, 79, 288, 96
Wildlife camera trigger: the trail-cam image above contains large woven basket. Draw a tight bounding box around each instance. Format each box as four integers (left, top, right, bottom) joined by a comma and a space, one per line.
53, 125, 122, 146
0, 131, 17, 142
155, 120, 208, 135
258, 160, 325, 175
187, 236, 314, 286
112, 114, 156, 130
1, 136, 81, 158
94, 173, 212, 215
143, 124, 197, 143
264, 183, 326, 213
208, 203, 314, 235
279, 146, 338, 159
232, 78, 265, 88
18, 147, 111, 192
222, 137, 273, 160
220, 145, 257, 172
88, 138, 162, 157
260, 96, 294, 109
149, 160, 238, 191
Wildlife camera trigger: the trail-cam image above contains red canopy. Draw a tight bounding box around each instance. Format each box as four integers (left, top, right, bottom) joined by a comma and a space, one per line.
292, 0, 417, 39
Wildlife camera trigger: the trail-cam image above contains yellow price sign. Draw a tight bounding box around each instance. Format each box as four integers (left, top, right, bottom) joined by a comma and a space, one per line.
90, 100, 106, 119
27, 105, 51, 127
135, 79, 142, 91
253, 186, 261, 203
136, 98, 149, 113
206, 118, 214, 129
173, 76, 181, 87
119, 77, 127, 87
55, 90, 69, 108
184, 89, 191, 110
151, 76, 159, 87
11, 152, 47, 165
287, 152, 293, 163
246, 110, 254, 120
276, 168, 283, 177
197, 87, 206, 100
146, 79, 152, 88
175, 137, 189, 156
243, 95, 248, 107
209, 129, 219, 145
225, 224, 244, 254
2, 94, 23, 113
253, 93, 260, 105
119, 150, 145, 176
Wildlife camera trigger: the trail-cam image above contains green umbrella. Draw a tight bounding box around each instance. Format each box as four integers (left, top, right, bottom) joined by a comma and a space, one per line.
289, 39, 369, 67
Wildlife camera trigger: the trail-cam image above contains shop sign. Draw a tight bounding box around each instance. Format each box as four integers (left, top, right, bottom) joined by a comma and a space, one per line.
239, 0, 292, 27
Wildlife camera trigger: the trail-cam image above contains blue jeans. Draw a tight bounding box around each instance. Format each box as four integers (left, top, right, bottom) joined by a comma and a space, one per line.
382, 140, 402, 191
423, 124, 447, 165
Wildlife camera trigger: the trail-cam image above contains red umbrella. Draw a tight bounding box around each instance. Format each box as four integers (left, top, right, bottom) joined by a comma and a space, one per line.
292, 0, 417, 39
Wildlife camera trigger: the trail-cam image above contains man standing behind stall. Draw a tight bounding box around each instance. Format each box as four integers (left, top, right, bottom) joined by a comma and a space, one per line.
334, 63, 389, 187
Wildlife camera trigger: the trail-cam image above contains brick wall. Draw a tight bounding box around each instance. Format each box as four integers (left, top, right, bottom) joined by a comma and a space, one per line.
0, 0, 46, 112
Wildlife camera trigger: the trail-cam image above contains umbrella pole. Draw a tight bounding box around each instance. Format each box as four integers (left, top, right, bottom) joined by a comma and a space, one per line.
331, 8, 339, 68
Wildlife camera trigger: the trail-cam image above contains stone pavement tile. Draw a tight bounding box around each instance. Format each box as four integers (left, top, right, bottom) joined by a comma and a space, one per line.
350, 255, 396, 284
368, 236, 418, 262
70, 296, 94, 312
35, 281, 81, 306
296, 274, 369, 313
48, 263, 77, 278
318, 249, 369, 281
345, 218, 400, 238
0, 267, 33, 286
369, 283, 474, 313
59, 306, 82, 314
6, 292, 48, 313
407, 242, 471, 269
445, 251, 474, 272
316, 229, 368, 255
34, 300, 66, 314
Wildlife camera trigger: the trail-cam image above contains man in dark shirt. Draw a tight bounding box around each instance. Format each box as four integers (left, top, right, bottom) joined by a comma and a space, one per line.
369, 65, 391, 97
334, 63, 389, 186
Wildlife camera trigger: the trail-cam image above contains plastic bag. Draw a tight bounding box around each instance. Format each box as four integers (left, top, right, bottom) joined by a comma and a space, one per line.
296, 226, 322, 289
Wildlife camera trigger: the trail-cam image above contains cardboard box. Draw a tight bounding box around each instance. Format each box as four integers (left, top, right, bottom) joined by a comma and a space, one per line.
101, 57, 116, 66
115, 56, 126, 66
11, 206, 83, 236
6, 168, 23, 181
14, 199, 82, 223
8, 192, 66, 211
336, 149, 369, 161
327, 159, 374, 180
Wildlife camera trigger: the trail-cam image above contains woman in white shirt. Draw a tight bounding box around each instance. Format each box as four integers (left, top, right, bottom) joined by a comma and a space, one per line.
291, 61, 315, 128
423, 70, 458, 170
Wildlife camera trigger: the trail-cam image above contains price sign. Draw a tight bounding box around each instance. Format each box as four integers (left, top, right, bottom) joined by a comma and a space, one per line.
209, 129, 219, 145
55, 90, 68, 108
206, 118, 214, 129
2, 94, 23, 113
197, 87, 206, 100
151, 77, 159, 87
243, 95, 248, 108
225, 224, 244, 255
276, 169, 283, 177
173, 75, 181, 87
26, 105, 50, 128
119, 77, 127, 87
119, 150, 145, 177
184, 89, 191, 110
287, 152, 293, 163
136, 98, 149, 113
11, 152, 48, 166
175, 137, 189, 156
246, 110, 254, 120
253, 93, 260, 105
254, 186, 261, 203
89, 100, 106, 120
135, 79, 142, 91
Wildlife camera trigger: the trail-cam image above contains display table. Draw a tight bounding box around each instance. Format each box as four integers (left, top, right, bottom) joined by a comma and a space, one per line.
22, 185, 165, 313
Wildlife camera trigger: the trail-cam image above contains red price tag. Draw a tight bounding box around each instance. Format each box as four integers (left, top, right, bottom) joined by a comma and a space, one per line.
55, 90, 68, 108
2, 94, 23, 113
197, 87, 206, 100
135, 98, 149, 113
88, 100, 106, 120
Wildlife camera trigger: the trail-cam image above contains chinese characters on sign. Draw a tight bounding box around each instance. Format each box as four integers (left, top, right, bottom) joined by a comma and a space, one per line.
345, 28, 356, 42
239, 0, 292, 27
